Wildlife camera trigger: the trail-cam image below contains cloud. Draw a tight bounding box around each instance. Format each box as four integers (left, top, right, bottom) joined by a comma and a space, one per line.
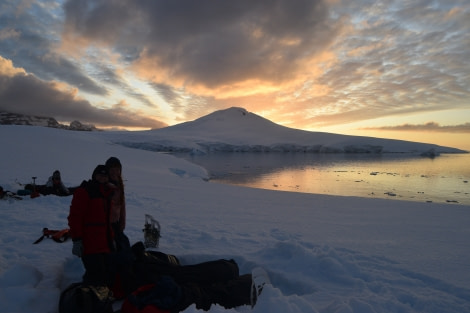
0, 56, 167, 129
361, 122, 470, 133
264, 1, 470, 130
0, 1, 109, 96
0, 28, 20, 40
2, 0, 470, 131
92, 62, 157, 108
59, 0, 470, 126
62, 0, 339, 92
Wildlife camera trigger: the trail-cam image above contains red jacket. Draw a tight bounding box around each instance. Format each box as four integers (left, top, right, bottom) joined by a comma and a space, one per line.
68, 180, 115, 255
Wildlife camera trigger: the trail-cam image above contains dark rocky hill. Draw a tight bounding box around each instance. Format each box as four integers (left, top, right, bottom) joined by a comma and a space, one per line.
0, 111, 99, 131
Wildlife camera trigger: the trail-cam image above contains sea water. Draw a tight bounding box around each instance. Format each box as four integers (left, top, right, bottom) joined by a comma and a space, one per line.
180, 153, 470, 206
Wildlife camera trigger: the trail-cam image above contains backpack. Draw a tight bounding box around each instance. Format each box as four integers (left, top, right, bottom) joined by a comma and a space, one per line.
58, 282, 114, 313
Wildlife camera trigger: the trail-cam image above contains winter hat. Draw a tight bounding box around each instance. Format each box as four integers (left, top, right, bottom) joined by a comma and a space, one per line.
53, 170, 61, 179
92, 165, 108, 180
105, 157, 122, 169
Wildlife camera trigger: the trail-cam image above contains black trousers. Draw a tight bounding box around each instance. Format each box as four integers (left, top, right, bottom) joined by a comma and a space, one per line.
81, 253, 114, 286
81, 251, 136, 295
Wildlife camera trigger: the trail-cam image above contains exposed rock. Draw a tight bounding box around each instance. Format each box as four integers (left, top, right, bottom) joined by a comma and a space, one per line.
0, 111, 99, 131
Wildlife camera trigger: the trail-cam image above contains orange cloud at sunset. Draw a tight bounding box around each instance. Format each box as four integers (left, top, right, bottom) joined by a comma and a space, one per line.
0, 0, 469, 150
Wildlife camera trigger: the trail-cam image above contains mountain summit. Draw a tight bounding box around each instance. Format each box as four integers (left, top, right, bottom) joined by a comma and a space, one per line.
171, 107, 280, 132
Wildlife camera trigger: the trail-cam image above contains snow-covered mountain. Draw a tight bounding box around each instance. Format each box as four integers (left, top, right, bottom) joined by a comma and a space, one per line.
0, 111, 98, 131
2, 107, 465, 153
107, 107, 466, 154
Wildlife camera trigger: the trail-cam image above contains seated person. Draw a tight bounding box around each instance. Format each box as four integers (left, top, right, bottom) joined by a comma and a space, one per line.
43, 170, 70, 196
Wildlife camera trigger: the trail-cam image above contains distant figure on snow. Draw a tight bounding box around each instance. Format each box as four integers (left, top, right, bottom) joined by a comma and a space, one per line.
43, 170, 70, 196
0, 186, 22, 200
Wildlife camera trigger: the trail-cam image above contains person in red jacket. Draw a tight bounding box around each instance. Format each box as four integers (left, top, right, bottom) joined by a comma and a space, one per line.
68, 164, 116, 286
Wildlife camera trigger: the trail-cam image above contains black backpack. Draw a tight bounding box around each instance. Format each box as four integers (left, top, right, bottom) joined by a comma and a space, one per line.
59, 282, 114, 313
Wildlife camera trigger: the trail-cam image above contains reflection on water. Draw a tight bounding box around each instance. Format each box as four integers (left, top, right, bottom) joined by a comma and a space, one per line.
178, 153, 470, 205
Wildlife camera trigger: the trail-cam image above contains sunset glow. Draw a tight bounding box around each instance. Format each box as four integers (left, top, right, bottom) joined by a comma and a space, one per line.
0, 0, 469, 150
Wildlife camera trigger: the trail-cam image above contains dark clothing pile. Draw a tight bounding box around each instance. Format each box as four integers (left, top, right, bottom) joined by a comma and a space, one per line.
129, 242, 252, 311
63, 239, 253, 312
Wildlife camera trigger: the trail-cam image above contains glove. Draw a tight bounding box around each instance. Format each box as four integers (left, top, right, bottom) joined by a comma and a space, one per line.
72, 239, 83, 257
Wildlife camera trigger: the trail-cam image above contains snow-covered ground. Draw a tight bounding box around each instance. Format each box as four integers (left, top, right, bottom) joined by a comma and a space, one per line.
0, 121, 469, 313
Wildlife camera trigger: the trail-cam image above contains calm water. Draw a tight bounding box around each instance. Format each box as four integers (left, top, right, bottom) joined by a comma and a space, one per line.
179, 153, 470, 206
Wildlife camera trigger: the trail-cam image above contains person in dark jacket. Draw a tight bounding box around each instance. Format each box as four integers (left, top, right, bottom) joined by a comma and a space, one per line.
68, 165, 117, 286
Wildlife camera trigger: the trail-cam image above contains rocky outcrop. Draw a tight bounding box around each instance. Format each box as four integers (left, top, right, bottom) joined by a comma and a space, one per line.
0, 111, 99, 131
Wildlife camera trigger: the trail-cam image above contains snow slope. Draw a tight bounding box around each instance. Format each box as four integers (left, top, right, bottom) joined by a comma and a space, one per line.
104, 107, 467, 154
0, 124, 469, 313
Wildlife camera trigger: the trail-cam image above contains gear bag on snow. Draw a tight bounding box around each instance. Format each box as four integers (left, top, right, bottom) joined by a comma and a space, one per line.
33, 228, 70, 244
58, 282, 114, 313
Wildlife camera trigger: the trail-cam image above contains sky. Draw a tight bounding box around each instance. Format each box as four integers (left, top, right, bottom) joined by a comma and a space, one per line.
1, 124, 469, 313
0, 0, 469, 150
